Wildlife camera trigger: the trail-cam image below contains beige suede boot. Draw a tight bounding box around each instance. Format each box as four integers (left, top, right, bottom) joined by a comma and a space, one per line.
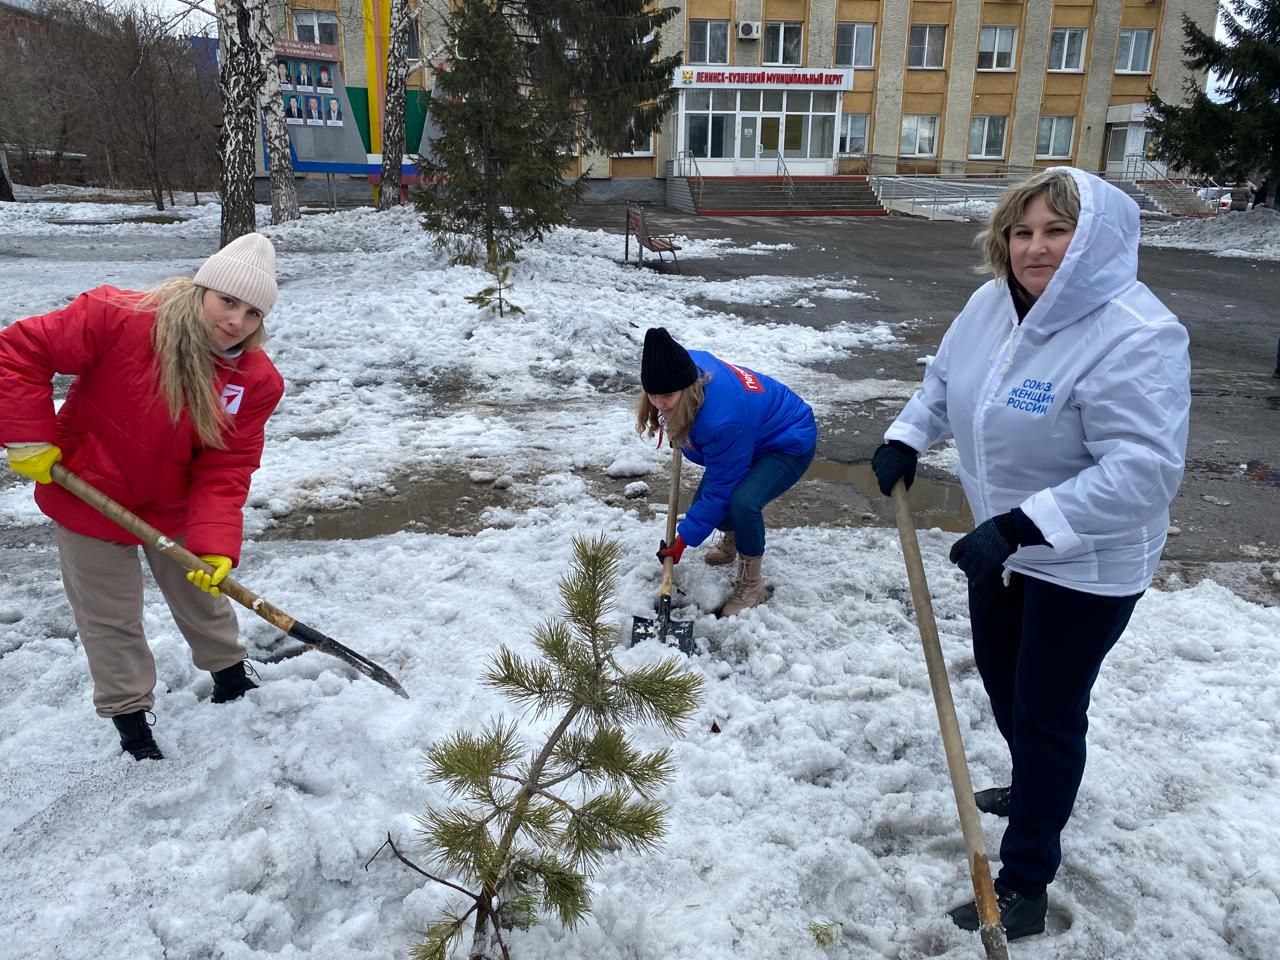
720, 554, 767, 617
703, 531, 736, 566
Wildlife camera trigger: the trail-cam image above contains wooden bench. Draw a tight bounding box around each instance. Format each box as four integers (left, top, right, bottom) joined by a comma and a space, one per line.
624, 203, 681, 272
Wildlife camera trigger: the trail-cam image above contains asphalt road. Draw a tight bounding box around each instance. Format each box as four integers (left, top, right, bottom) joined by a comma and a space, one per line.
572, 203, 1280, 588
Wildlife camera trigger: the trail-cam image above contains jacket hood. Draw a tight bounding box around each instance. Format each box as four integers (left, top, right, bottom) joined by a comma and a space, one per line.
1020, 166, 1140, 334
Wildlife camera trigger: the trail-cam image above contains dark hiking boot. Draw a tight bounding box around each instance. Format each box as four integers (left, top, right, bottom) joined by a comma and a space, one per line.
112, 711, 164, 761
948, 878, 1047, 941
975, 785, 1011, 817
211, 660, 258, 703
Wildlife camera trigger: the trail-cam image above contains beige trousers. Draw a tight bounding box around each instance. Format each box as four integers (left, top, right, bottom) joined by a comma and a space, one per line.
55, 525, 245, 717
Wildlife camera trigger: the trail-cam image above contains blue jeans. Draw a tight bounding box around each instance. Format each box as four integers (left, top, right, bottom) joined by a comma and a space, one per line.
690, 447, 816, 556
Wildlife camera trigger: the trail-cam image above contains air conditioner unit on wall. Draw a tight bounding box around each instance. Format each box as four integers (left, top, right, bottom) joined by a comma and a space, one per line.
738, 21, 761, 41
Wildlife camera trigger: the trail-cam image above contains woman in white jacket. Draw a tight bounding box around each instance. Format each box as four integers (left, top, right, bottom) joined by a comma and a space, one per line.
872, 168, 1190, 940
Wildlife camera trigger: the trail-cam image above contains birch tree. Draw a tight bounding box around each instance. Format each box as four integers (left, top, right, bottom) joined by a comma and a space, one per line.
254, 4, 300, 222
377, 0, 413, 210
216, 0, 261, 244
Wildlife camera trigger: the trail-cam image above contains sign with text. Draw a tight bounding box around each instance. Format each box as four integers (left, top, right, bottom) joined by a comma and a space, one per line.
262, 40, 367, 174
673, 65, 853, 91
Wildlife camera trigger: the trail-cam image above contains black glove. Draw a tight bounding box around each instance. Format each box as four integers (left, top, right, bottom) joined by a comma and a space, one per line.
949, 509, 1048, 582
871, 441, 918, 497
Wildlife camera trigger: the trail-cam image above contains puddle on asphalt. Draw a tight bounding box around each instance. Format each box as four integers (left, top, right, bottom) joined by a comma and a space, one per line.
260, 471, 512, 541
804, 459, 973, 532
259, 458, 974, 543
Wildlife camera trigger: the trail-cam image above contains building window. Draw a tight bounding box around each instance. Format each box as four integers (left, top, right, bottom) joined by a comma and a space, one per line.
1115, 29, 1154, 73
293, 10, 339, 47
900, 114, 938, 156
968, 115, 1007, 158
615, 118, 654, 157
1048, 28, 1086, 71
683, 89, 735, 159
908, 25, 947, 69
840, 113, 868, 154
1037, 116, 1076, 158
405, 15, 421, 60
977, 26, 1016, 71
835, 22, 875, 68
689, 19, 729, 64
764, 21, 803, 65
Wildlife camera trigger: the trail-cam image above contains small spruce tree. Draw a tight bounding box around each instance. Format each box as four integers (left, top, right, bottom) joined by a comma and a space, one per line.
415, 0, 579, 266
1146, 0, 1280, 206
407, 535, 703, 960
415, 0, 681, 266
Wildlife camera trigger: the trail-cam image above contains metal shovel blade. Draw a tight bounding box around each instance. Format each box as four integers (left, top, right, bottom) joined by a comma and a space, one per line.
630, 595, 696, 654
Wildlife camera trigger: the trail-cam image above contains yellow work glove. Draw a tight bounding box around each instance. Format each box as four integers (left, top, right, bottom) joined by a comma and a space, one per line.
187, 555, 233, 597
6, 443, 62, 484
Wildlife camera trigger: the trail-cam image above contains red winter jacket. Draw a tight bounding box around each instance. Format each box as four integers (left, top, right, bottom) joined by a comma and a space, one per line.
0, 286, 284, 564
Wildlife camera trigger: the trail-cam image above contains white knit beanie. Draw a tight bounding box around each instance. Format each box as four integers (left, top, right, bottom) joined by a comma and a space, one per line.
193, 232, 278, 315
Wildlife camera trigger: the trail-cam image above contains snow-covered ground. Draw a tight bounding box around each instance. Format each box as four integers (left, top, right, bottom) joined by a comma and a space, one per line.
1142, 206, 1280, 261
1, 199, 1277, 960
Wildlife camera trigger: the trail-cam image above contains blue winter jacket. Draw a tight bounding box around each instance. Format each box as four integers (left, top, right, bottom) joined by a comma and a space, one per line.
677, 350, 817, 546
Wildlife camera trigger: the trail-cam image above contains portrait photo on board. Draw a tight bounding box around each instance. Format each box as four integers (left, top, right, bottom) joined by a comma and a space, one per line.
285, 94, 303, 124
305, 95, 324, 126
317, 64, 334, 92
276, 59, 292, 90
296, 61, 315, 91
325, 96, 343, 126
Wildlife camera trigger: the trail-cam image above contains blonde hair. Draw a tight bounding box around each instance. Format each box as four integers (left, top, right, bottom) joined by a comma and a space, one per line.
977, 169, 1081, 280
635, 377, 707, 448
136, 277, 267, 449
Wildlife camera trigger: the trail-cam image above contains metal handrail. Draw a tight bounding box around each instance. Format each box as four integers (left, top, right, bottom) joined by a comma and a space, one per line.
673, 150, 705, 210
775, 154, 795, 205
840, 152, 1040, 180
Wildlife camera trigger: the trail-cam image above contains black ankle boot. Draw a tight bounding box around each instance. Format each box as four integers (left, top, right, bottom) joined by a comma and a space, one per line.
974, 785, 1011, 817
112, 711, 164, 761
211, 660, 258, 703
948, 878, 1047, 940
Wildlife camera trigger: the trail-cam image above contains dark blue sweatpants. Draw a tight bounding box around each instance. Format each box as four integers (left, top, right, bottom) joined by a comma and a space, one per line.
968, 571, 1141, 897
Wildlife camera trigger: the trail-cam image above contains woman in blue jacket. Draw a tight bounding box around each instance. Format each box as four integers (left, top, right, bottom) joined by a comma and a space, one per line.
636, 327, 817, 616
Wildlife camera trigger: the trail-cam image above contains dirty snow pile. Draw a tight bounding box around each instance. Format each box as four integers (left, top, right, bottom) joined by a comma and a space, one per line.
1141, 206, 1280, 260
1, 200, 1278, 960
931, 199, 999, 222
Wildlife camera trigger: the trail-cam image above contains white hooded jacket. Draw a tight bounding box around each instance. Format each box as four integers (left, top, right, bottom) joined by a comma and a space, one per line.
886, 167, 1190, 596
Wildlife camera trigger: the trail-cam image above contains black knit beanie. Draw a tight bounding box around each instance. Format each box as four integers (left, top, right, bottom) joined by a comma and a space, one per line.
641, 327, 698, 394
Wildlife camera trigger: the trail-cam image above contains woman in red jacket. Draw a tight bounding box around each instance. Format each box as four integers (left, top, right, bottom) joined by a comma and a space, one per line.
0, 233, 285, 761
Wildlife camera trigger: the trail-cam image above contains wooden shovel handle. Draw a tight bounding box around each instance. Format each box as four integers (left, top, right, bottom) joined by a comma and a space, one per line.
51, 463, 297, 633
659, 446, 683, 598
891, 481, 1008, 959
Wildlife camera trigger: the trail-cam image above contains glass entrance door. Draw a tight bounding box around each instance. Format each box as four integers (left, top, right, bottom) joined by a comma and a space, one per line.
736, 113, 783, 174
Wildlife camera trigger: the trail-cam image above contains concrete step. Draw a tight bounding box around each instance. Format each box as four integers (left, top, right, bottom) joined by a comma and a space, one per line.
689, 177, 884, 215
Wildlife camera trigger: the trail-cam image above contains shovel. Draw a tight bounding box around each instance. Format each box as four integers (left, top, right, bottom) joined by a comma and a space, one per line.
630, 446, 695, 654
891, 481, 1008, 960
50, 463, 409, 699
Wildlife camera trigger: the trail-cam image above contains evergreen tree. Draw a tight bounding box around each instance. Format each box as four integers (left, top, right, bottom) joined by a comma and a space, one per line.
1147, 1, 1280, 207
402, 536, 703, 960
415, 0, 681, 264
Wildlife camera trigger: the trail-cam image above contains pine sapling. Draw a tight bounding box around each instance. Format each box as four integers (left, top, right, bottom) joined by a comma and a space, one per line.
464, 254, 524, 318
399, 535, 703, 960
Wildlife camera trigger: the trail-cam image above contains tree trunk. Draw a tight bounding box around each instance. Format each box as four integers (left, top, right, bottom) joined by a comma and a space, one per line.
0, 158, 14, 202
218, 0, 261, 247
377, 0, 411, 210
252, 0, 299, 223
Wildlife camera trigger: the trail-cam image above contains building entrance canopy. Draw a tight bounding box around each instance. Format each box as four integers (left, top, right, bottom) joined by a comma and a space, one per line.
672, 67, 853, 176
